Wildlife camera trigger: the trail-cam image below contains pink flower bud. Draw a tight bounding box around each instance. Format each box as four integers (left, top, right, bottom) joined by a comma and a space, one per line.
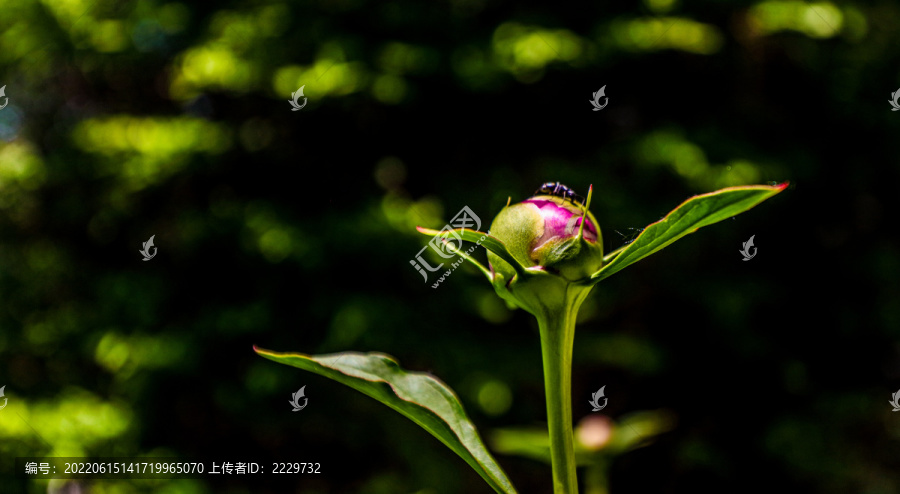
488, 186, 604, 284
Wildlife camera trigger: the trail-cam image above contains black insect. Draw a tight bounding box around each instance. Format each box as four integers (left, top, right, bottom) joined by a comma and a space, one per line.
533, 182, 585, 205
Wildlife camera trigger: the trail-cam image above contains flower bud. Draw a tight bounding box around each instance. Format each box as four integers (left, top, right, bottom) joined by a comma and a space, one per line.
487, 189, 604, 284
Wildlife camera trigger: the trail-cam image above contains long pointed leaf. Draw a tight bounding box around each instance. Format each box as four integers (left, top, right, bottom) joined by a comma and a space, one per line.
592, 183, 788, 283
254, 347, 518, 494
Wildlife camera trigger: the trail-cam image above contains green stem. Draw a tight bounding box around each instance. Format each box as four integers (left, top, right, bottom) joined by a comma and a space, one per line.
537, 286, 589, 494
584, 459, 609, 494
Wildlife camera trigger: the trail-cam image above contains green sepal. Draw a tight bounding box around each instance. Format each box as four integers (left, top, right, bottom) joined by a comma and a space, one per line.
430, 230, 495, 283
602, 245, 627, 264
416, 226, 529, 280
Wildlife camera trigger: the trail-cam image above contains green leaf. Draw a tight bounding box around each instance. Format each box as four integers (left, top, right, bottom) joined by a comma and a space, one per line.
491, 426, 601, 466
254, 347, 518, 494
592, 182, 788, 283
490, 410, 676, 465
490, 427, 556, 465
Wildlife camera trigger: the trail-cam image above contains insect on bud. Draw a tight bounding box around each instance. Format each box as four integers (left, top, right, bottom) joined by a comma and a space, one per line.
488, 182, 604, 285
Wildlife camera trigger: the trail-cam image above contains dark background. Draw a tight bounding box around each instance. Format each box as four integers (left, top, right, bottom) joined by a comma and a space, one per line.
1, 0, 898, 492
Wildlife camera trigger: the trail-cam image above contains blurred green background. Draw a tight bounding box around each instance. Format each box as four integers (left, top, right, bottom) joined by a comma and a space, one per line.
1, 0, 898, 492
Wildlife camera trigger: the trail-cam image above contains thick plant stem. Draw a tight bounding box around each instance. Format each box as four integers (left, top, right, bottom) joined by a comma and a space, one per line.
537, 293, 582, 494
